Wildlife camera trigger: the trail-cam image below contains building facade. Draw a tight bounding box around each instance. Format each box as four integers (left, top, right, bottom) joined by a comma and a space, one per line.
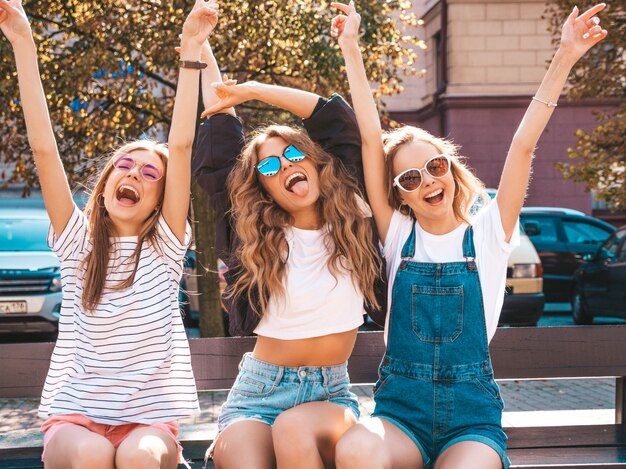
385, 0, 621, 221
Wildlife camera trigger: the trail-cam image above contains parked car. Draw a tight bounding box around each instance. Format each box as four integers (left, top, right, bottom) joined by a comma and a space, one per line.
180, 249, 199, 328
500, 226, 545, 327
0, 198, 199, 335
477, 190, 545, 326
519, 207, 615, 303
0, 206, 62, 334
571, 226, 626, 324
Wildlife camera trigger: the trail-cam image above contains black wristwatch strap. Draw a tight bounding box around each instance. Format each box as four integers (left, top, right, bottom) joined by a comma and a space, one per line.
179, 60, 208, 70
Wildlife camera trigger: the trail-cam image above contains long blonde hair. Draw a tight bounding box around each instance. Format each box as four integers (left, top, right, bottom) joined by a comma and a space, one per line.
226, 125, 381, 316
81, 140, 169, 312
383, 126, 489, 223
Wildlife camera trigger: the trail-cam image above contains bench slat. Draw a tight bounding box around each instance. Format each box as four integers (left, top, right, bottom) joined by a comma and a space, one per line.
508, 445, 626, 468
507, 425, 626, 449
190, 336, 256, 390
0, 448, 42, 469
0, 342, 52, 398
491, 325, 626, 380
2, 326, 626, 398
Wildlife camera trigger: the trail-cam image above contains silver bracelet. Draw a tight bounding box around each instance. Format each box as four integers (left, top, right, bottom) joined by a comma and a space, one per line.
532, 96, 558, 108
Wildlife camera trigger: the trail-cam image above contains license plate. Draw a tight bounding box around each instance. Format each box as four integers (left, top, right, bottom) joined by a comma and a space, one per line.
0, 301, 27, 314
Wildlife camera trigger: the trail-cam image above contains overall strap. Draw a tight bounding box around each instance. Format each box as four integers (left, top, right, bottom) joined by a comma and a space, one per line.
401, 220, 417, 259
462, 225, 477, 263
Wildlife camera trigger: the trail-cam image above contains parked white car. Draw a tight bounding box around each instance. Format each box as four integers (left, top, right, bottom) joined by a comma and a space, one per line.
0, 204, 61, 334
482, 190, 545, 326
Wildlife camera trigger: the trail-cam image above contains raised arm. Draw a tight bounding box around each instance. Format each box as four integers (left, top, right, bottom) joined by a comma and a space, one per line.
201, 81, 320, 120
191, 34, 243, 261
204, 80, 371, 196
302, 94, 367, 194
332, 1, 394, 242
177, 33, 236, 117
497, 3, 607, 240
0, 0, 73, 235
199, 38, 236, 117
165, 0, 218, 243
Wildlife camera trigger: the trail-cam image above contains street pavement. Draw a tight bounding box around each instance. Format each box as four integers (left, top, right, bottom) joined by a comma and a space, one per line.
0, 377, 617, 449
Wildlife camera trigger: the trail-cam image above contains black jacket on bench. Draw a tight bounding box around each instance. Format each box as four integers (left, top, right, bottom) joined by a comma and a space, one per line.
192, 94, 387, 336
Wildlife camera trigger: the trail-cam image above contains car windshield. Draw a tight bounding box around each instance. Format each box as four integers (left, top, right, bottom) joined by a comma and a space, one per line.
0, 218, 51, 252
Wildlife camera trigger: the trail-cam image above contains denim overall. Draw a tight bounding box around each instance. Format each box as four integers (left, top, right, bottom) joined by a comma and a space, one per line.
372, 224, 510, 468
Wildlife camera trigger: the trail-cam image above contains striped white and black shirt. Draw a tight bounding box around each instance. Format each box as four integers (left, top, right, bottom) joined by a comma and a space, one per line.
39, 206, 200, 424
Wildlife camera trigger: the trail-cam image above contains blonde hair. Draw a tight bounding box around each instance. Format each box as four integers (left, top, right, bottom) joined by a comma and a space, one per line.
382, 126, 488, 223
226, 125, 381, 316
81, 140, 169, 313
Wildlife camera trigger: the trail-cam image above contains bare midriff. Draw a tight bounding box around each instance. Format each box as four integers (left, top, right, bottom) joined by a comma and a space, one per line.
252, 328, 358, 367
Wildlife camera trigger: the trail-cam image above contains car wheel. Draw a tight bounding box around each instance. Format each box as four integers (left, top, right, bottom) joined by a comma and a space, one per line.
572, 290, 593, 325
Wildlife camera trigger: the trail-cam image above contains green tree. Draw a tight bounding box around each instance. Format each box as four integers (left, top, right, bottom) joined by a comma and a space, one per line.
0, 0, 424, 335
546, 1, 625, 210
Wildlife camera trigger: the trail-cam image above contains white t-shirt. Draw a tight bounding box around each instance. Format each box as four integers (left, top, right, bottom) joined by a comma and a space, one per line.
39, 206, 200, 424
382, 199, 519, 344
254, 226, 365, 339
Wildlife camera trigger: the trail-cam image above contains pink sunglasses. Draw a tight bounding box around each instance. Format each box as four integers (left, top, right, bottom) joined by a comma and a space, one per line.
113, 155, 163, 182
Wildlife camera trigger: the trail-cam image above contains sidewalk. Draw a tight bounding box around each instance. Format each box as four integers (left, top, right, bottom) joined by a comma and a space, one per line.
0, 378, 616, 449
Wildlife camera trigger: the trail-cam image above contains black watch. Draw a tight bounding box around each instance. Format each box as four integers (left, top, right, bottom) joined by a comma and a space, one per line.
179, 60, 208, 70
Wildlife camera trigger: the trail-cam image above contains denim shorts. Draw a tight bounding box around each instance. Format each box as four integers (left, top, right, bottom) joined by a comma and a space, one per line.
213, 353, 359, 445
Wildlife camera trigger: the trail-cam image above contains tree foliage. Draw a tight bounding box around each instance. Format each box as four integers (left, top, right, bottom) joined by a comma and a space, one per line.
546, 1, 625, 210
0, 0, 423, 189
0, 0, 424, 335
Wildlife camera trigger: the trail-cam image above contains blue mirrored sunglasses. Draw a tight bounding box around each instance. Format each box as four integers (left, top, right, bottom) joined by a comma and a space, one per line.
256, 145, 306, 177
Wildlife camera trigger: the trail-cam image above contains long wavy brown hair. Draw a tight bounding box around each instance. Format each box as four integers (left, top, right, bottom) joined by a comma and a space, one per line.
81, 140, 169, 313
383, 126, 489, 223
226, 125, 381, 316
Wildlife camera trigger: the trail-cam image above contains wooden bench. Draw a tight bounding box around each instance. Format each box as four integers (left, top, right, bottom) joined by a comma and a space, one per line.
1, 325, 625, 468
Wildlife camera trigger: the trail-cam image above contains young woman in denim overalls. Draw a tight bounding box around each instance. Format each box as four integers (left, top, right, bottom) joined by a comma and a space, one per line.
331, 2, 608, 468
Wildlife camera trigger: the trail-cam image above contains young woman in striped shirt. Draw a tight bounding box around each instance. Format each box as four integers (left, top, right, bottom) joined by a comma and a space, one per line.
0, 0, 218, 467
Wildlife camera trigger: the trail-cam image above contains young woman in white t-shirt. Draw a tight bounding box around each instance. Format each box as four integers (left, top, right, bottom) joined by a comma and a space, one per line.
0, 1, 219, 467
331, 2, 607, 468
192, 30, 384, 469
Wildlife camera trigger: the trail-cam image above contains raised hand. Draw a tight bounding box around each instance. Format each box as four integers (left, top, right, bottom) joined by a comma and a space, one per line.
0, 0, 32, 45
176, 38, 216, 62
181, 0, 219, 46
201, 78, 251, 117
330, 1, 360, 48
560, 3, 607, 62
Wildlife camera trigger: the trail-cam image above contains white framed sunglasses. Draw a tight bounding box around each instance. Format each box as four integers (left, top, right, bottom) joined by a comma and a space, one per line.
393, 154, 451, 192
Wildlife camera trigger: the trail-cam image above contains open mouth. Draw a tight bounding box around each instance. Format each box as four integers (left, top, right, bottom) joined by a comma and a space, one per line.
116, 185, 140, 206
284, 172, 309, 196
424, 188, 444, 205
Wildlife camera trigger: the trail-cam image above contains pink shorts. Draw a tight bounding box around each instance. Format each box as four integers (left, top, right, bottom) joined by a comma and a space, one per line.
41, 414, 185, 464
